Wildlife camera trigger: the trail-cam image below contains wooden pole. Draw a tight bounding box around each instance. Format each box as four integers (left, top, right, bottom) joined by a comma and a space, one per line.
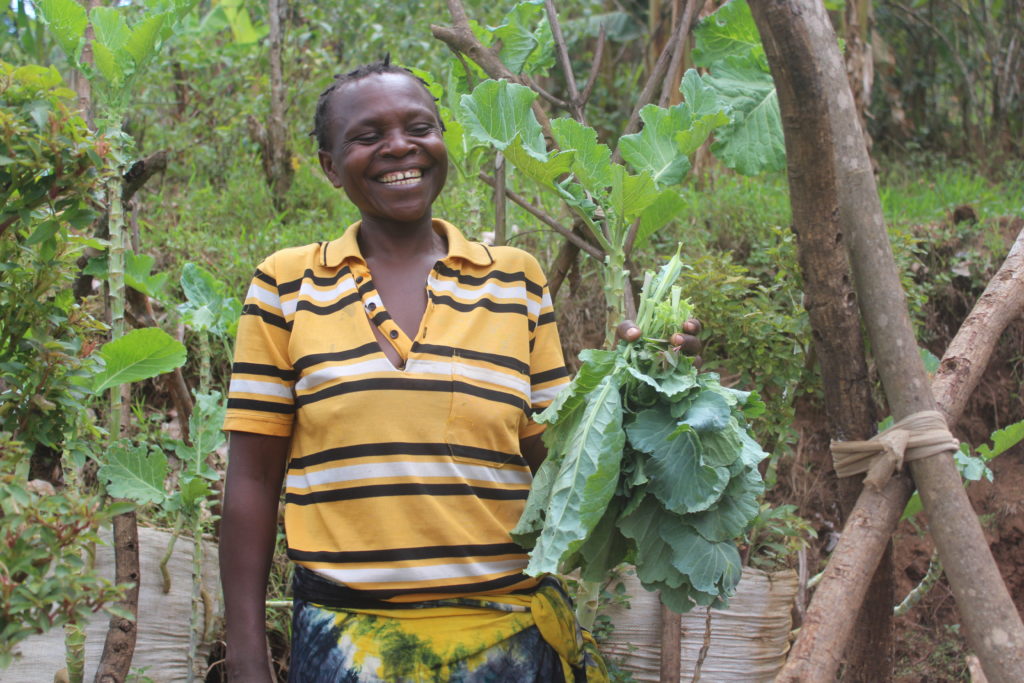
751, 2, 1024, 680
659, 601, 681, 681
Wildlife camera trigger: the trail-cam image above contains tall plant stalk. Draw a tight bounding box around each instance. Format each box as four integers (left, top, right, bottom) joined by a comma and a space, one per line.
107, 172, 126, 439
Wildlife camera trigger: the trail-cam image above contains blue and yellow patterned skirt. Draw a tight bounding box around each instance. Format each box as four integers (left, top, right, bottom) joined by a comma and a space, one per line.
288, 574, 608, 683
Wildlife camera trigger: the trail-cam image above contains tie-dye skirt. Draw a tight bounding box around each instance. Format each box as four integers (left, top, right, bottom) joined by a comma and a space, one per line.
288, 577, 608, 682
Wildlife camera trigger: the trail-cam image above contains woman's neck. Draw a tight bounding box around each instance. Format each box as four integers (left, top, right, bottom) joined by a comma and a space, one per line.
357, 213, 447, 263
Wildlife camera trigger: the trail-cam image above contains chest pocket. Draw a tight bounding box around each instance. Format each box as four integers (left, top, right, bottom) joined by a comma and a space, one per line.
446, 351, 523, 468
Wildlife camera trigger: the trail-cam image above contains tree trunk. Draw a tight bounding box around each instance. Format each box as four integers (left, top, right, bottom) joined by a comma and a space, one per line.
843, 0, 874, 154
94, 511, 141, 683
265, 0, 293, 207
751, 2, 1024, 681
768, 3, 893, 672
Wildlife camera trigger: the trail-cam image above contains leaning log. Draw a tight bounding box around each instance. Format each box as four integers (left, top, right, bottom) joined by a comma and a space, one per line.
750, 1, 1024, 681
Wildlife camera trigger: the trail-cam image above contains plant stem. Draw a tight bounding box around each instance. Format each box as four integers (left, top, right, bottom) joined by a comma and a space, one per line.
63, 623, 85, 683
575, 580, 601, 631
160, 516, 184, 594
893, 549, 943, 617
187, 514, 203, 683
107, 173, 126, 439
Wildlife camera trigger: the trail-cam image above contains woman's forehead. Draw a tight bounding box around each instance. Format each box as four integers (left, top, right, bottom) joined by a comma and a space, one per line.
332, 73, 437, 120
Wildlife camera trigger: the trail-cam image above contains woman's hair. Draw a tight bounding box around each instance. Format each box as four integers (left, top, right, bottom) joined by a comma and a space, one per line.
311, 54, 440, 151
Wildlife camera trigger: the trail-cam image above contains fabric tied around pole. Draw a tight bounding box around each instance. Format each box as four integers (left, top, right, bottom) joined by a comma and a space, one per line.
831, 410, 960, 490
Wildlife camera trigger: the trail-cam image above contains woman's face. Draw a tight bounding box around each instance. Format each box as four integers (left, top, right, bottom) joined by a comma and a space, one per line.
318, 73, 448, 226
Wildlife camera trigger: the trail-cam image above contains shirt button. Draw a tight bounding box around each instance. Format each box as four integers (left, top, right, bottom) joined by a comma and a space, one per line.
366, 302, 376, 312
355, 276, 364, 284
389, 330, 399, 339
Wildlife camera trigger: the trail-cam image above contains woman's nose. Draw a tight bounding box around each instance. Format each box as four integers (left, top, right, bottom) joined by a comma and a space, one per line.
380, 130, 416, 157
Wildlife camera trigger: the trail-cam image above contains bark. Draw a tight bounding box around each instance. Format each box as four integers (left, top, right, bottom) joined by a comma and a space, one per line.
72, 0, 101, 129
121, 151, 168, 203
264, 0, 293, 207
753, 2, 1024, 681
843, 0, 874, 154
765, 0, 892, 671
94, 511, 141, 683
658, 601, 681, 682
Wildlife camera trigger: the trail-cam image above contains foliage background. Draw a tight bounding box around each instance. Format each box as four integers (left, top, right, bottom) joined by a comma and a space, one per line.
1, 0, 1022, 680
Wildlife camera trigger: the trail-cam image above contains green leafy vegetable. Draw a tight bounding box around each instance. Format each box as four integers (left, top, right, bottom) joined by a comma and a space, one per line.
514, 252, 768, 611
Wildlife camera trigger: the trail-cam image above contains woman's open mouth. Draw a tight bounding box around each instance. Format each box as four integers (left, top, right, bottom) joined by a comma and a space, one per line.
377, 169, 423, 186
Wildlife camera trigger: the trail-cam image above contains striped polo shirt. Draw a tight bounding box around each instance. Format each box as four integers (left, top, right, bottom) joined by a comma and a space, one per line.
223, 218, 570, 602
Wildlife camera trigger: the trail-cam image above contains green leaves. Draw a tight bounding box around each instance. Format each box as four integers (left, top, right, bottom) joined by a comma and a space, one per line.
692, 0, 785, 175
700, 56, 785, 175
527, 373, 626, 575
619, 104, 695, 186
692, 0, 763, 66
91, 327, 187, 393
178, 262, 243, 337
99, 443, 168, 505
459, 80, 547, 160
517, 256, 769, 611
36, 0, 87, 61
550, 118, 614, 191
39, 1, 196, 95
489, 0, 554, 75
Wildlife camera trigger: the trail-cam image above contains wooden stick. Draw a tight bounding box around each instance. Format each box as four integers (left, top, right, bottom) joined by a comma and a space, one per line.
493, 153, 507, 246
659, 600, 681, 682
752, 1, 1024, 679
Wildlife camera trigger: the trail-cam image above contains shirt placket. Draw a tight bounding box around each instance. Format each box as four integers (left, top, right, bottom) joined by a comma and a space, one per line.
352, 264, 414, 362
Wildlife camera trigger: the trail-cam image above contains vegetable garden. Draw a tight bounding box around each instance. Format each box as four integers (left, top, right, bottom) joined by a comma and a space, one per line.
2, 0, 1022, 681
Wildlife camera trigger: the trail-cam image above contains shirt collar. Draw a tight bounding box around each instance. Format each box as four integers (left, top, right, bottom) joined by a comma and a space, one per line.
321, 218, 494, 269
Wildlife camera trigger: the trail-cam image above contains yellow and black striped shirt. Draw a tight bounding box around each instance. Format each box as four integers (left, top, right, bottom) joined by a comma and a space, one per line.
223, 219, 569, 602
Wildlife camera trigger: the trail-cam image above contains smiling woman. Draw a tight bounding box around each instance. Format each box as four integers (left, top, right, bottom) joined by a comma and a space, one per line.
218, 58, 608, 683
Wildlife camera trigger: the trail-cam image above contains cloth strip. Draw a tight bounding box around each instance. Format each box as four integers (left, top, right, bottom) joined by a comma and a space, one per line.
831, 410, 959, 490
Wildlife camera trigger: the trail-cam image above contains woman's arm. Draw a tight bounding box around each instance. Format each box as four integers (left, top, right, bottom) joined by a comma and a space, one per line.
220, 431, 289, 682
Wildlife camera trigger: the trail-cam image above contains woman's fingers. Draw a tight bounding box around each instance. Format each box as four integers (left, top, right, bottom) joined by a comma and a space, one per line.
616, 320, 642, 342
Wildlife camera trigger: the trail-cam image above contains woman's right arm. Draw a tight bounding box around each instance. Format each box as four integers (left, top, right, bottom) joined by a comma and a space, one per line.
220, 431, 289, 682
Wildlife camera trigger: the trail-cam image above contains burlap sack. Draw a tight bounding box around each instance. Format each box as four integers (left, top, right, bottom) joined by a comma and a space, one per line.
599, 567, 797, 682
2, 526, 221, 683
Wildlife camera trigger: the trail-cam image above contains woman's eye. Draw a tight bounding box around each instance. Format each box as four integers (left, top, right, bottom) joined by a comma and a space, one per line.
410, 125, 433, 136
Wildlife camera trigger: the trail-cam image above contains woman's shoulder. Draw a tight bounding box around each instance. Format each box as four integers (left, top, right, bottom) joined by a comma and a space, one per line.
483, 244, 546, 278
253, 242, 330, 280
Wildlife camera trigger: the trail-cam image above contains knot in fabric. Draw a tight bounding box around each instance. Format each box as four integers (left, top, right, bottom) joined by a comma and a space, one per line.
831, 410, 959, 490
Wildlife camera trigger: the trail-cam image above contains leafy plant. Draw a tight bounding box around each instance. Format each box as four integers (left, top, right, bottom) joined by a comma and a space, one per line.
513, 254, 769, 618
0, 435, 131, 668
743, 503, 817, 572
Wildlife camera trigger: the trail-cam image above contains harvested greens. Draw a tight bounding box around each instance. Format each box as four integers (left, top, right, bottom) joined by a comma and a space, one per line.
512, 252, 769, 613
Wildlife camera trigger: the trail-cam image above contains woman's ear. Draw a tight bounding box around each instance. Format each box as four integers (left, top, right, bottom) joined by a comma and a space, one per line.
318, 150, 343, 188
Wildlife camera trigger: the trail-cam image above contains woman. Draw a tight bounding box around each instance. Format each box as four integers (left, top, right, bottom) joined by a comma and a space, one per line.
220, 60, 698, 682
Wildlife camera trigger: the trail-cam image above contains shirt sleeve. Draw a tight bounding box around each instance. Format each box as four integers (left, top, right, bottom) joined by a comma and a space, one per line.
520, 262, 570, 439
223, 252, 296, 437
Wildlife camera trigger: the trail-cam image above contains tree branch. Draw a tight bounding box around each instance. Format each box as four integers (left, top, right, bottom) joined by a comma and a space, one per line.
431, 0, 553, 138
478, 172, 604, 260
544, 0, 584, 121
121, 150, 168, 203
613, 0, 704, 162
579, 24, 607, 109
659, 0, 705, 107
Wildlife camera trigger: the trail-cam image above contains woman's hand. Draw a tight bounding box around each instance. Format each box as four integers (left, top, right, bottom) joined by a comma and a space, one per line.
616, 318, 703, 364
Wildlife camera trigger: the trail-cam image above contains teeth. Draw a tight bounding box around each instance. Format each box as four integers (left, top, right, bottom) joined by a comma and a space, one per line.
379, 169, 423, 184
